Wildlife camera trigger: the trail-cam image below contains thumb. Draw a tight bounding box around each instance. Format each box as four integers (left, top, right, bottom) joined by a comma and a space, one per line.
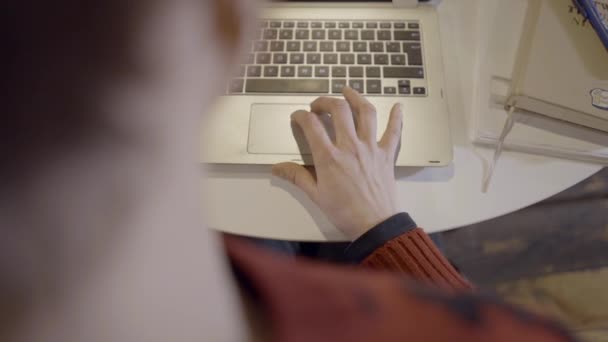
272, 162, 318, 202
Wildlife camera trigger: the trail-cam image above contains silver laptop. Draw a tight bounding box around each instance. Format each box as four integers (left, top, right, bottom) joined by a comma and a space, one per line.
202, 0, 453, 167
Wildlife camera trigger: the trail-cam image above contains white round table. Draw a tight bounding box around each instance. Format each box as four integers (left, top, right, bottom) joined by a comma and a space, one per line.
202, 0, 601, 241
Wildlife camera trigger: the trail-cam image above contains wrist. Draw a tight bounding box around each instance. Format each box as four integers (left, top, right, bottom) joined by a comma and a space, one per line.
344, 212, 417, 263
350, 208, 401, 241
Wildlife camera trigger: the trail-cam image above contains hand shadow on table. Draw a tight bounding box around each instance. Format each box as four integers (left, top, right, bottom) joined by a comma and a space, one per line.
206, 163, 455, 182
204, 164, 344, 240
395, 164, 455, 182
205, 162, 454, 240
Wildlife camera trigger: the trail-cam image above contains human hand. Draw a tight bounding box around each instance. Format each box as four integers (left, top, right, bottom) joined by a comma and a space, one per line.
272, 87, 403, 240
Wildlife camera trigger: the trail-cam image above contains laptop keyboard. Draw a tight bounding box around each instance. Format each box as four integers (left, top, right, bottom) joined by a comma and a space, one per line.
227, 20, 427, 97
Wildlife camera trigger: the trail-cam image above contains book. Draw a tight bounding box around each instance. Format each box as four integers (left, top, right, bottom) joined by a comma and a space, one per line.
470, 0, 608, 165
508, 0, 608, 130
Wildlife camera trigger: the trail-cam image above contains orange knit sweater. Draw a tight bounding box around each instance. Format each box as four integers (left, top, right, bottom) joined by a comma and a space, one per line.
362, 228, 473, 290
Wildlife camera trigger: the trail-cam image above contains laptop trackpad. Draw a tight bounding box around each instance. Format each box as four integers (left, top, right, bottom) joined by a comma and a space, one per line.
248, 103, 334, 156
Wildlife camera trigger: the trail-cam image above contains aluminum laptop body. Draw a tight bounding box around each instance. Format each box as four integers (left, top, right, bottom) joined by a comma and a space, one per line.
202, 0, 453, 167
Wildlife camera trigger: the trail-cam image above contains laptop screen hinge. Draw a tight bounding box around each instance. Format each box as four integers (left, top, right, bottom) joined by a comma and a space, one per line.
392, 0, 419, 8
394, 0, 443, 8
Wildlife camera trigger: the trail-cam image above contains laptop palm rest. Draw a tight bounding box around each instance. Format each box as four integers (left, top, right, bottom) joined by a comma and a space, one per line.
247, 103, 335, 158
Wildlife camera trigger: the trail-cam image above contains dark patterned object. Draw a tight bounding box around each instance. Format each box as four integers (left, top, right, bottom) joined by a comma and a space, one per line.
442, 168, 608, 287
227, 237, 576, 342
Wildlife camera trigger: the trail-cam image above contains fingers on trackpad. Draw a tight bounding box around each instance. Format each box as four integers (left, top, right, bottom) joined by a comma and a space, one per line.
247, 104, 334, 155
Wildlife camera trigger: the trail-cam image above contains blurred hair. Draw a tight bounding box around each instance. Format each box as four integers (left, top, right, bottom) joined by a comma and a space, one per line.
0, 2, 148, 180
0, 2, 252, 339
0, 1, 152, 333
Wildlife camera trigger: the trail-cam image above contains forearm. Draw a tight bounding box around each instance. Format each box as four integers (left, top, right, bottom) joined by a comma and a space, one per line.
344, 213, 473, 291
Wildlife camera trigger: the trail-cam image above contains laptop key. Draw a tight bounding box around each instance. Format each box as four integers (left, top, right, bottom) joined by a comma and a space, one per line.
374, 54, 388, 65
349, 66, 363, 78
357, 54, 372, 65
349, 79, 364, 93
345, 30, 358, 40
307, 53, 321, 64
246, 79, 329, 93
338, 22, 350, 28
391, 54, 406, 65
270, 21, 281, 28
408, 23, 420, 29
298, 66, 313, 77
384, 87, 397, 94
315, 66, 330, 77
340, 54, 355, 65
337, 41, 350, 52
325, 22, 336, 28
283, 21, 295, 28
353, 42, 367, 52
378, 30, 391, 40
398, 80, 411, 88
387, 42, 400, 52
399, 86, 411, 95
394, 22, 406, 29
332, 66, 347, 77
247, 65, 262, 77
274, 53, 288, 64
287, 41, 301, 51
332, 79, 347, 93
366, 66, 381, 78
353, 22, 364, 28
367, 80, 381, 94
413, 87, 426, 95
264, 66, 279, 77
320, 41, 334, 52
263, 29, 278, 39
270, 41, 284, 51
403, 43, 423, 65
297, 22, 309, 28
312, 30, 326, 40
380, 22, 391, 29
295, 29, 310, 40
279, 29, 294, 40
402, 42, 421, 52
408, 57, 423, 66
256, 53, 271, 64
311, 22, 323, 28
290, 53, 305, 64
280, 66, 295, 77
361, 30, 375, 40
370, 42, 384, 52
324, 53, 338, 64
366, 22, 378, 29
394, 31, 420, 41
328, 30, 342, 40
384, 67, 424, 78
303, 41, 317, 51
254, 41, 268, 52
229, 79, 244, 93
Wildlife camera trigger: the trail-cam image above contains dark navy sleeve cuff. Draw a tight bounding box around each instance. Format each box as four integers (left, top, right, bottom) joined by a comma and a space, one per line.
343, 212, 417, 264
